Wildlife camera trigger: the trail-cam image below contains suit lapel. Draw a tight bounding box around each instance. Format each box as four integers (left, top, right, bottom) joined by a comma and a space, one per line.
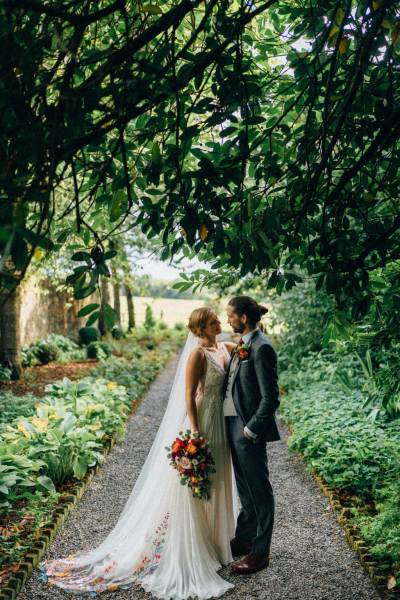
231, 329, 260, 389
222, 348, 237, 398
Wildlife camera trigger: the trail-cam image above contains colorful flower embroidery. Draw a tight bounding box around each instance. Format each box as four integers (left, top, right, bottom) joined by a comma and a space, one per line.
38, 513, 171, 594
133, 512, 170, 579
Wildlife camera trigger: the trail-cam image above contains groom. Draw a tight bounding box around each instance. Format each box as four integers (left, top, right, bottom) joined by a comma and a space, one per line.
223, 295, 280, 574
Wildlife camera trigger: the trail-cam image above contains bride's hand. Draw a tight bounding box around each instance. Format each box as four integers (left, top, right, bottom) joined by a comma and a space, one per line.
191, 429, 201, 437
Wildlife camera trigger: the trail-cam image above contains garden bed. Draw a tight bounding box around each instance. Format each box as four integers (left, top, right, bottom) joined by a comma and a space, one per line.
279, 351, 400, 599
0, 360, 97, 398
0, 326, 185, 597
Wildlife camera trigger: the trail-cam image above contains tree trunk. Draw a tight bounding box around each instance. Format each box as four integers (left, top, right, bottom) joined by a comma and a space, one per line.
0, 285, 22, 379
125, 284, 136, 331
113, 281, 121, 326
98, 277, 111, 337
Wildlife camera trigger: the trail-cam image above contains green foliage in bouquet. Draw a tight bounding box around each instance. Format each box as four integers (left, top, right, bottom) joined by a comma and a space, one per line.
166, 430, 216, 500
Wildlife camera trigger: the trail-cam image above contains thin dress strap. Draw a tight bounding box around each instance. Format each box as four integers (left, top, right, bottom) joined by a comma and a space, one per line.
219, 342, 231, 359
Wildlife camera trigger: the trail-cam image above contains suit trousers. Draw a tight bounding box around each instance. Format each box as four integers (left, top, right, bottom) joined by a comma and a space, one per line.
226, 415, 274, 556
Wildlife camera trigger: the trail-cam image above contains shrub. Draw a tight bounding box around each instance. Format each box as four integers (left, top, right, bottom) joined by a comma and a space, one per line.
0, 392, 37, 431
21, 346, 40, 367
33, 341, 59, 365
356, 483, 400, 572
270, 278, 334, 367
79, 326, 100, 345
0, 366, 11, 382
174, 321, 185, 331
158, 321, 168, 330
46, 334, 79, 353
111, 326, 124, 340
144, 304, 156, 329
86, 341, 112, 360
21, 340, 60, 366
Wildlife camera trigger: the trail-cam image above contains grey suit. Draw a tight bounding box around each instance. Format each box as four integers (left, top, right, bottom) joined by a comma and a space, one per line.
223, 329, 280, 555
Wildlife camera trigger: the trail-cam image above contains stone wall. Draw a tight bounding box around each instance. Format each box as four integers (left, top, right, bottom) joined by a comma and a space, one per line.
19, 276, 103, 346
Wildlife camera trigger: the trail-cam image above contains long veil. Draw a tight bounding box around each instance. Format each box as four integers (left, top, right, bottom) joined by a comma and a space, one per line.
40, 331, 240, 595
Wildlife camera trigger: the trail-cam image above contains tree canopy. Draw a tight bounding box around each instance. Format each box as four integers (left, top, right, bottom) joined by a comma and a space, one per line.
1, 0, 399, 318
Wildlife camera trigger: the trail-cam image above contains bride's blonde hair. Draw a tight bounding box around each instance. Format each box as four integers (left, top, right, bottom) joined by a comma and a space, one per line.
187, 307, 214, 337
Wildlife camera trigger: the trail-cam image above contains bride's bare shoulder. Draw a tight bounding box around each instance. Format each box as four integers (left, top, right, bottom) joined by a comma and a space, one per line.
187, 346, 206, 363
186, 347, 206, 377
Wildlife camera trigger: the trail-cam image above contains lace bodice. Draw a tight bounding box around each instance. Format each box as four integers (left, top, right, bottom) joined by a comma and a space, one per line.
195, 343, 230, 422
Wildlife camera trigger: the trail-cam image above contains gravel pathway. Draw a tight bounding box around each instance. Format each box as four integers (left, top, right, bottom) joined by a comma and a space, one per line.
20, 350, 380, 600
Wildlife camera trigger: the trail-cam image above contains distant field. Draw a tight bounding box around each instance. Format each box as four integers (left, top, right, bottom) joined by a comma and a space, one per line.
120, 295, 278, 334
121, 296, 224, 329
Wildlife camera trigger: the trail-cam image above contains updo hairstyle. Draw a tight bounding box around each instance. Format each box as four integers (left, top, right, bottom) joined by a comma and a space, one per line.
187, 307, 215, 337
228, 296, 268, 326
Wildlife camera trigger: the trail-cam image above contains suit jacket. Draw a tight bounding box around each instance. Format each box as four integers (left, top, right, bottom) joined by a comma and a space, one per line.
223, 329, 280, 442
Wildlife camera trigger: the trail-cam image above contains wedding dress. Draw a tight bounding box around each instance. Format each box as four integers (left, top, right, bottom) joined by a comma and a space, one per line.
39, 333, 239, 599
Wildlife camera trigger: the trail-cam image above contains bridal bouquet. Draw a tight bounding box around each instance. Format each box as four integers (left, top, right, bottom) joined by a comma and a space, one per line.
166, 431, 216, 500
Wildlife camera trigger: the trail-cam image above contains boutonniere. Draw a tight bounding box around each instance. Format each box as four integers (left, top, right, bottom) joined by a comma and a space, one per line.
235, 341, 251, 361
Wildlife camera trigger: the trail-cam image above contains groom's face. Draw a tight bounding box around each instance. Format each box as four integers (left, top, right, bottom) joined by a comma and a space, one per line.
226, 305, 246, 333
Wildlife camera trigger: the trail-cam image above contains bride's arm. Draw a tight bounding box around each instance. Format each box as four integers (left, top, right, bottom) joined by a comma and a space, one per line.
223, 341, 236, 354
185, 347, 206, 434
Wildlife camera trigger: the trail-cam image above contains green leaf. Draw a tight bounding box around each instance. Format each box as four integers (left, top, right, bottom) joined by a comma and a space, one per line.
22, 229, 54, 250
151, 142, 161, 165
246, 115, 266, 125
141, 4, 162, 14
103, 303, 117, 328
73, 455, 88, 480
86, 310, 100, 327
71, 251, 92, 263
11, 237, 28, 270
36, 475, 56, 493
103, 249, 118, 260
77, 303, 100, 317
75, 285, 96, 299
109, 190, 127, 222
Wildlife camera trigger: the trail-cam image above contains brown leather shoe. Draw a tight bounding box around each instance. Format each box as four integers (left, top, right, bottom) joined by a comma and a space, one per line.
230, 553, 270, 574
230, 537, 254, 557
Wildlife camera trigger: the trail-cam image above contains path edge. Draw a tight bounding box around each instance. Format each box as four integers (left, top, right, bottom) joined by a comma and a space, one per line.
0, 352, 179, 600
282, 419, 398, 600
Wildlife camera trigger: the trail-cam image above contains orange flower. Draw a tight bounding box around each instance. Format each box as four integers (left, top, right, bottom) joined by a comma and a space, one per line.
107, 583, 119, 591
172, 440, 183, 453
191, 477, 199, 484
186, 443, 198, 455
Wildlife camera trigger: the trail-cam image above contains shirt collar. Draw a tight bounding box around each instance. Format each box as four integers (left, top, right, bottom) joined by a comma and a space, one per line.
242, 328, 259, 344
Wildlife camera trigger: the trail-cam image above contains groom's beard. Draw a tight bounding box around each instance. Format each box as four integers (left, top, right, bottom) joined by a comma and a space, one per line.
232, 324, 245, 333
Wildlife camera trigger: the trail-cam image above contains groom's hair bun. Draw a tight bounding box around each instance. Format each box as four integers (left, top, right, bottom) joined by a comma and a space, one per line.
188, 307, 214, 337
228, 296, 268, 325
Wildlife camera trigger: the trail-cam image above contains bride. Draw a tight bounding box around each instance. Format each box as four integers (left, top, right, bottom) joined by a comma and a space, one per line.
39, 307, 240, 599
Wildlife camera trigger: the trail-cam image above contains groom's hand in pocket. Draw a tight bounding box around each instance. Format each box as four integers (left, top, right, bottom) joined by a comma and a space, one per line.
243, 427, 257, 441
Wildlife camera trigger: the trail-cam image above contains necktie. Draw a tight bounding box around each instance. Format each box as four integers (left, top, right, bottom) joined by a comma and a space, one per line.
238, 338, 244, 345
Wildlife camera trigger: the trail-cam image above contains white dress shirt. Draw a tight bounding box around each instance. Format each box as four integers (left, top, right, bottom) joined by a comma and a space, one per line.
223, 328, 259, 439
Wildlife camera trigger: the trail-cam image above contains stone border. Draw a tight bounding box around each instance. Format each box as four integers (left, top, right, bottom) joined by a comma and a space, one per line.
0, 350, 180, 600
285, 422, 399, 600
0, 435, 116, 600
